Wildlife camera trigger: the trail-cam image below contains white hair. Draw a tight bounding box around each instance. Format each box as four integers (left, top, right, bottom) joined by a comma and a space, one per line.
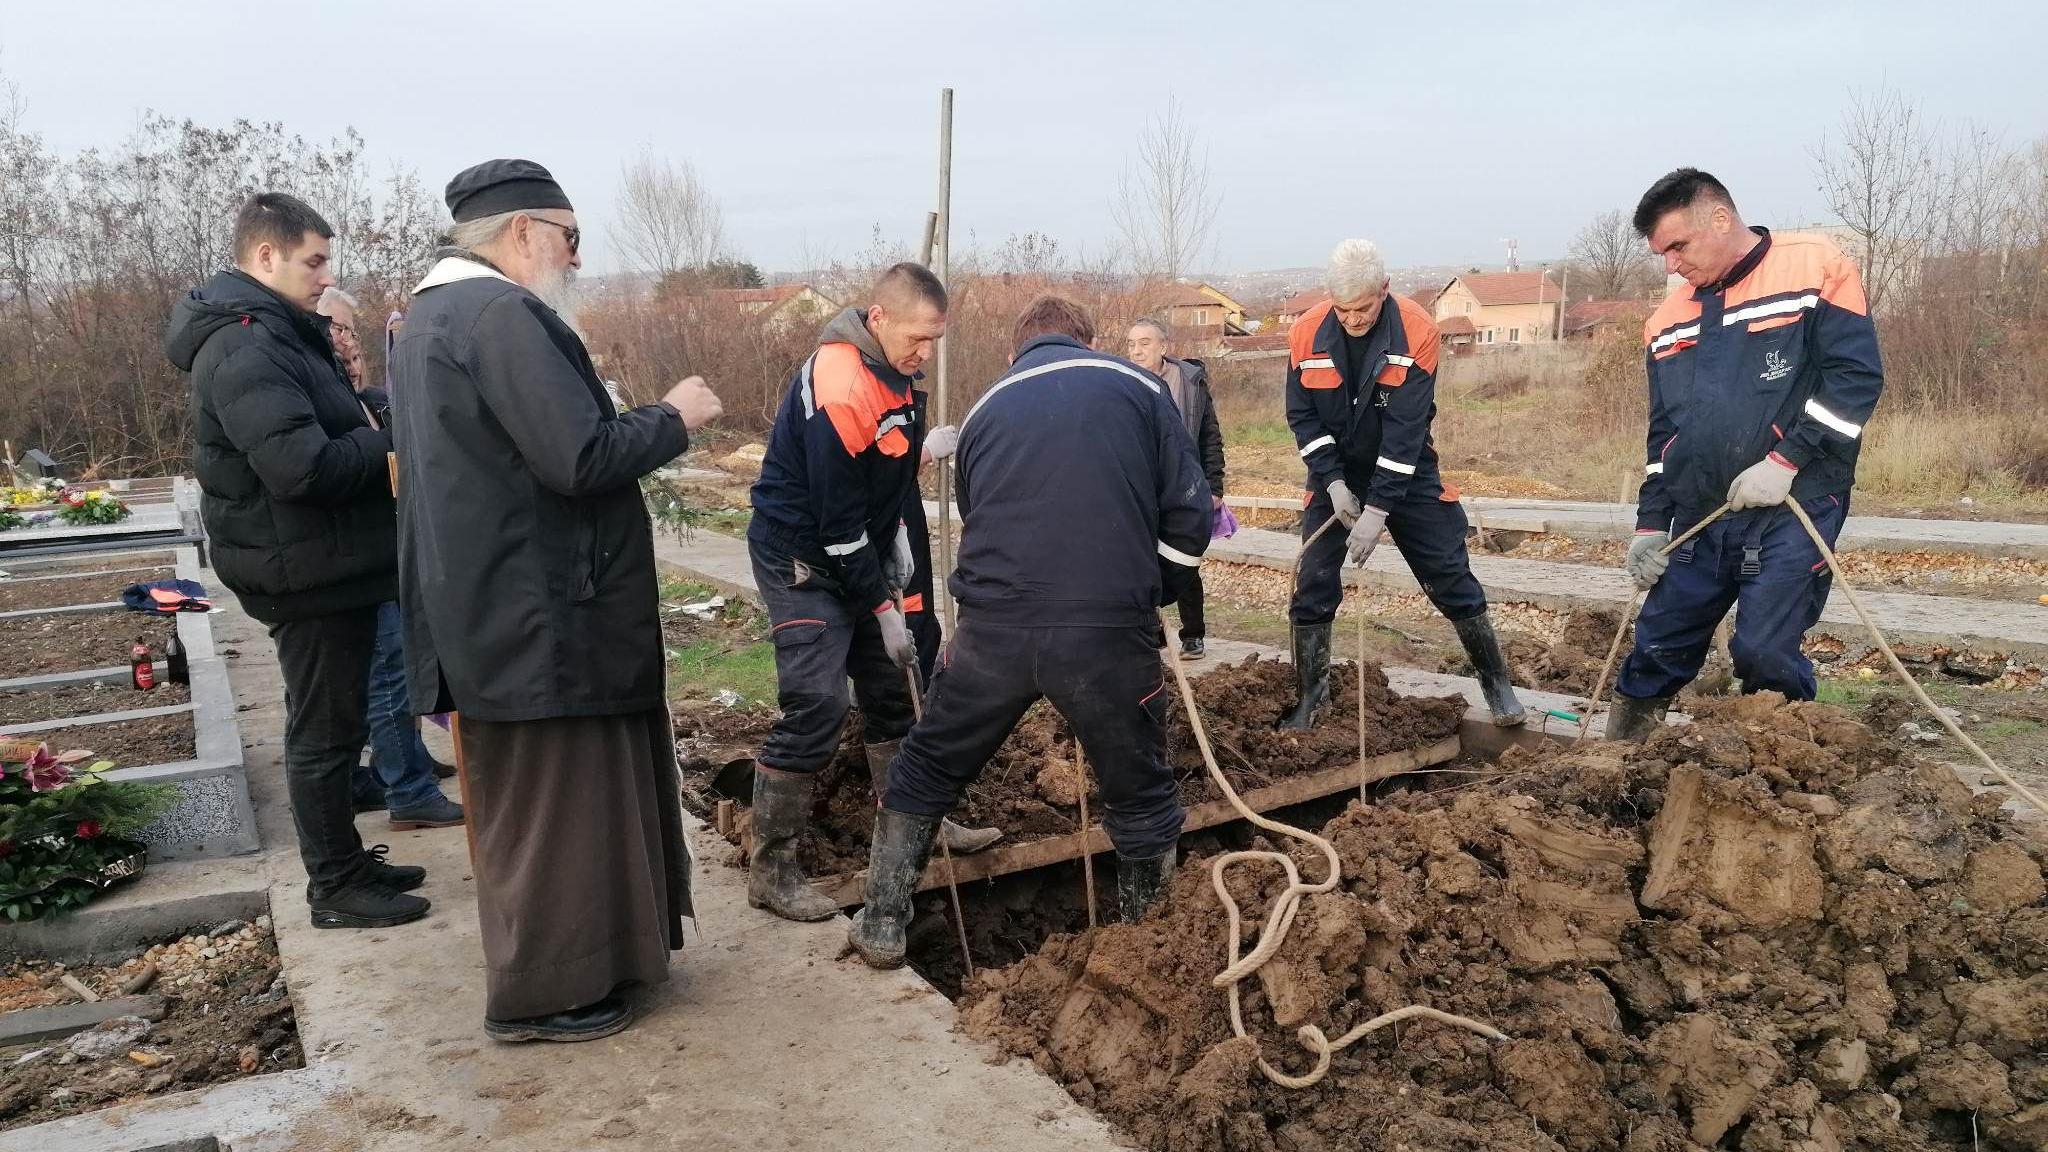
316, 286, 359, 315
447, 210, 521, 252
1324, 239, 1387, 302
1128, 317, 1172, 343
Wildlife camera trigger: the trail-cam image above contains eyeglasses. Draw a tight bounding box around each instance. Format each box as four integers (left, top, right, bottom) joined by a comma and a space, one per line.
527, 216, 581, 255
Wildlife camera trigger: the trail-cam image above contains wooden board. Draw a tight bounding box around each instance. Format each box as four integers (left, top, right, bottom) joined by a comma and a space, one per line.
818, 735, 1461, 905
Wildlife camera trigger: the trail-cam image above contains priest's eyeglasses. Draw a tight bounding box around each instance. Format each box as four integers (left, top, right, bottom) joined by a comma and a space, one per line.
528, 217, 581, 255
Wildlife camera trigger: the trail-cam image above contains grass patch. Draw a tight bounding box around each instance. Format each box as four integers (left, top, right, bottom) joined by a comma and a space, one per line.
1816, 679, 1884, 712
1223, 420, 1298, 448
1976, 717, 2042, 741
666, 638, 778, 704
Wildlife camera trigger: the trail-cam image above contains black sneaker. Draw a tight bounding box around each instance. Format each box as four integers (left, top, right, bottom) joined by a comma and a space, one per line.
310, 880, 430, 929
1180, 637, 1206, 661
485, 992, 634, 1043
363, 844, 425, 892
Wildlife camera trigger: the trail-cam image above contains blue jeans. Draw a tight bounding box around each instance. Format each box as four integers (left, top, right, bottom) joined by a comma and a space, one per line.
356, 601, 444, 810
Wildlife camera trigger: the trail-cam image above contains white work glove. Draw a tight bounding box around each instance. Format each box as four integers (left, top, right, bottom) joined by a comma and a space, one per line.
877, 604, 917, 669
882, 521, 914, 591
1728, 454, 1797, 511
1346, 505, 1390, 567
923, 425, 959, 462
1326, 479, 1363, 530
1626, 531, 1671, 591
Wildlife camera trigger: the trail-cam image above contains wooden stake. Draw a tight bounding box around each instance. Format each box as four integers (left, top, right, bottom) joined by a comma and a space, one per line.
1075, 748, 1097, 929
934, 88, 957, 633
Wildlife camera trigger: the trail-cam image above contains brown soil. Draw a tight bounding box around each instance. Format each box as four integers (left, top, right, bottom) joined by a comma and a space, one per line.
0, 569, 173, 613
961, 693, 2048, 1152
0, 553, 176, 578
0, 918, 304, 1130
37, 712, 197, 767
0, 612, 177, 680
0, 680, 191, 725
1505, 534, 2048, 604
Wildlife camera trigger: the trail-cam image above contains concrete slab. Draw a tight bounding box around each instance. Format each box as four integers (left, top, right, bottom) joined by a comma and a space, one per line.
1455, 496, 2048, 559
0, 1065, 357, 1152
0, 995, 167, 1047
0, 601, 122, 620
0, 701, 196, 736
0, 849, 267, 962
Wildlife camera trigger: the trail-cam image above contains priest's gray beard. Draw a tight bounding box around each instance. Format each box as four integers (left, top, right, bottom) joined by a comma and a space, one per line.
530, 260, 580, 319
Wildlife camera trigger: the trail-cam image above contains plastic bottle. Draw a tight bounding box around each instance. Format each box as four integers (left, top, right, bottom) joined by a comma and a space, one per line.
131, 640, 155, 691
165, 633, 188, 686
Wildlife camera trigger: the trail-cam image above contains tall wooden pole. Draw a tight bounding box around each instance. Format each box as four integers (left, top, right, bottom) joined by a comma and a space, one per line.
935, 88, 957, 631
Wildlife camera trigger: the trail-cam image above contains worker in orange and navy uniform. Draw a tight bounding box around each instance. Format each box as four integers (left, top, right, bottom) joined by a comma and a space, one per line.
744, 263, 999, 923
1283, 239, 1525, 729
1610, 169, 1885, 740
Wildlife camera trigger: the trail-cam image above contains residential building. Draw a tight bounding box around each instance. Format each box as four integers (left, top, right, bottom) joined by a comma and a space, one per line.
1275, 288, 1329, 327
1562, 300, 1644, 340
1431, 271, 1562, 346
705, 283, 840, 330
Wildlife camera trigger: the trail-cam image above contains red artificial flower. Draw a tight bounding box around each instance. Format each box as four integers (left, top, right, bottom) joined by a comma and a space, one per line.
75, 820, 102, 840
0, 841, 12, 859
24, 745, 71, 792
60, 488, 86, 507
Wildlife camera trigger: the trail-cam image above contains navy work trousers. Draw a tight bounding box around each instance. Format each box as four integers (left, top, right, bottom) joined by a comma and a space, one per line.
1618, 494, 1848, 702
884, 618, 1185, 859
1290, 484, 1488, 626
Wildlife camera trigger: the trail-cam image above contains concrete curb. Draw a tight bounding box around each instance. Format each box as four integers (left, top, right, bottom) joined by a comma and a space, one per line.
0, 887, 267, 964
0, 600, 123, 620
0, 701, 196, 735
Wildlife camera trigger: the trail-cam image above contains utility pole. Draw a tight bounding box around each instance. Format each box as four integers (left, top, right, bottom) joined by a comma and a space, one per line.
934, 88, 957, 631
1554, 266, 1569, 342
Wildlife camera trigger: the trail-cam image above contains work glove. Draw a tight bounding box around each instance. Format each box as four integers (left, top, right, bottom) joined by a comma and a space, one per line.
1626, 530, 1671, 591
1345, 505, 1390, 567
882, 521, 914, 591
1326, 479, 1363, 530
877, 603, 917, 669
923, 425, 959, 462
1728, 453, 1797, 511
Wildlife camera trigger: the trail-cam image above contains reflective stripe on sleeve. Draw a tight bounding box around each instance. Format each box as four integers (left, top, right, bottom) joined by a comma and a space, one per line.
1804, 398, 1863, 439
1644, 461, 1664, 476
1299, 435, 1335, 458
1376, 456, 1417, 476
1157, 541, 1201, 567
1298, 357, 1335, 370
1385, 354, 1416, 367
1722, 294, 1819, 326
824, 532, 870, 557
1649, 324, 1701, 353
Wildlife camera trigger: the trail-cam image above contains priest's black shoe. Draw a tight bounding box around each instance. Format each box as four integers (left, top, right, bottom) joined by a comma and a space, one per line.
485, 992, 634, 1044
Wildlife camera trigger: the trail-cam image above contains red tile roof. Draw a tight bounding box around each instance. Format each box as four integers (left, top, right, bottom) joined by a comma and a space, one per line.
1279, 288, 1329, 315
1563, 300, 1643, 333
1437, 315, 1477, 337
1407, 283, 1446, 311
1453, 272, 1562, 306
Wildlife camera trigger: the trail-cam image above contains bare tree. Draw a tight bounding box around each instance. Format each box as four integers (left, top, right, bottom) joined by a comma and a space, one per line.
1811, 87, 1940, 313
1110, 98, 1220, 279
1566, 208, 1657, 300
608, 150, 727, 279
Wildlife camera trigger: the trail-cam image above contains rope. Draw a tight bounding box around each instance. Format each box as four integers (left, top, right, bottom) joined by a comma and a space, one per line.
1162, 615, 1507, 1090
1577, 501, 1732, 741
1576, 499, 2045, 818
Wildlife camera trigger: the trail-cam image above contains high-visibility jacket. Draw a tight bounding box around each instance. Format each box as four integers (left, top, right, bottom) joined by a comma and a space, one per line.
1285, 295, 1449, 509
749, 308, 923, 617
1637, 228, 1883, 531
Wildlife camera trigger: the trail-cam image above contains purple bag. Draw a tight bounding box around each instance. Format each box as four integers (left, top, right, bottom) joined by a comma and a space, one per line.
1211, 502, 1240, 540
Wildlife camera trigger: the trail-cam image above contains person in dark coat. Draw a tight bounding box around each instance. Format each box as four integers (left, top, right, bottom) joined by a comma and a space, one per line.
1125, 319, 1225, 660
390, 159, 724, 1044
163, 193, 431, 930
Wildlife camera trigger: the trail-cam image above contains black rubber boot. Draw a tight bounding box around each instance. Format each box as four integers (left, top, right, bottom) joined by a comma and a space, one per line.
1116, 848, 1177, 923
1451, 612, 1527, 727
847, 808, 942, 969
485, 990, 634, 1043
362, 844, 425, 893
1278, 623, 1332, 730
1606, 694, 1672, 742
310, 880, 430, 929
747, 765, 840, 922
865, 741, 1001, 855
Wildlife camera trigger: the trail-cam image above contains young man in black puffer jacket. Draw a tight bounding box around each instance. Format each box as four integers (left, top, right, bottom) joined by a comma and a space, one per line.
163, 193, 429, 930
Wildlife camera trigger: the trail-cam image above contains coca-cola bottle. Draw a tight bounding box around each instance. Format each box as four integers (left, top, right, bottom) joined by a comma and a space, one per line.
131, 640, 156, 691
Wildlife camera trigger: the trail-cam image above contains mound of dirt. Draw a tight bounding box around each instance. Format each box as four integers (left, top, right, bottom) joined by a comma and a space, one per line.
719, 657, 1465, 878
960, 693, 2048, 1152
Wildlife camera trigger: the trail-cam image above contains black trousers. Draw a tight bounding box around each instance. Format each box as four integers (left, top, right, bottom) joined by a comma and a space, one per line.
751, 538, 915, 773
884, 618, 1185, 859
1289, 484, 1488, 626
1174, 570, 1206, 642
269, 606, 379, 900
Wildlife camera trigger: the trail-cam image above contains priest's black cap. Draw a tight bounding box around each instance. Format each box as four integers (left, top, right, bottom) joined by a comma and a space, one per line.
444, 159, 572, 222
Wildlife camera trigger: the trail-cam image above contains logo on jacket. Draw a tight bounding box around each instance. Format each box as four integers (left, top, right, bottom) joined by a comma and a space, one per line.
1374, 390, 1391, 408
1760, 350, 1792, 382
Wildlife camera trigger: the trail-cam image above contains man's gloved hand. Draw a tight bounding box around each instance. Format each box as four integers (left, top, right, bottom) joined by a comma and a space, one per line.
882, 522, 914, 590
877, 604, 917, 669
1327, 479, 1363, 529
1728, 453, 1798, 510
923, 425, 959, 463
1346, 505, 1390, 567
1626, 530, 1671, 591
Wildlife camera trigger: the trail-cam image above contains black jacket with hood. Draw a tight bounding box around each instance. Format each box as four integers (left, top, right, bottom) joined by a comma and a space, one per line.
1163, 355, 1226, 498
391, 251, 687, 722
164, 269, 397, 623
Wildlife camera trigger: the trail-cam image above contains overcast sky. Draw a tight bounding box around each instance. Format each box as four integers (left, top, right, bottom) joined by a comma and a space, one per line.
3, 0, 2041, 276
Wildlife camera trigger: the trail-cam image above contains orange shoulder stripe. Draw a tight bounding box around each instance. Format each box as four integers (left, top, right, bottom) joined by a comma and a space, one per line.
812, 342, 884, 455
1393, 295, 1440, 375
1289, 302, 1333, 367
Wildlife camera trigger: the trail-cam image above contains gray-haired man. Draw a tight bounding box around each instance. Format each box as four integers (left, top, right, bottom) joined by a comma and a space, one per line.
1125, 319, 1225, 660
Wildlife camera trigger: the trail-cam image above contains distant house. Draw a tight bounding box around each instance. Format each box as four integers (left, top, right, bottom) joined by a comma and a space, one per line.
1431, 272, 1562, 347
1406, 283, 1446, 313
705, 283, 839, 330
1275, 288, 1330, 327
1562, 300, 1644, 340
1154, 281, 1249, 337
1436, 314, 1478, 353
